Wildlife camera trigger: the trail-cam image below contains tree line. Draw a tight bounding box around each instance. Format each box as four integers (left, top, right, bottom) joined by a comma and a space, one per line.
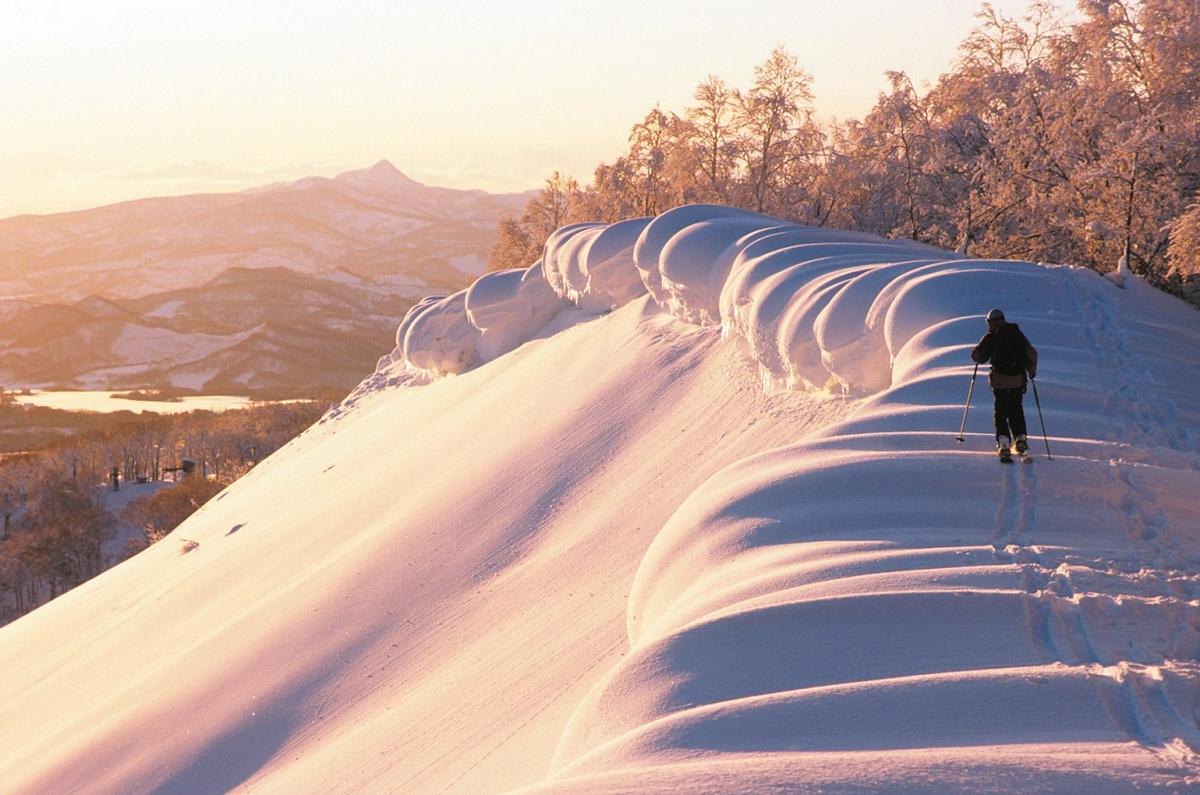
489, 1, 1200, 296
0, 401, 327, 624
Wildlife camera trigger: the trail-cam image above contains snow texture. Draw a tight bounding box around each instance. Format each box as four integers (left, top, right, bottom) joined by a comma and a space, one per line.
389, 204, 961, 391
2, 205, 1199, 794
466, 264, 567, 362
385, 217, 650, 377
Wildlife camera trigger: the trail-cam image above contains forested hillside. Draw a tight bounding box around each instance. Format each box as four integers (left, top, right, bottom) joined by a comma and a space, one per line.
492, 1, 1200, 299
0, 400, 327, 625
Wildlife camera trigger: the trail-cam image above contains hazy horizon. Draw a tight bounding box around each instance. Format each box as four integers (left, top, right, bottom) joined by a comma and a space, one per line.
1, 0, 1037, 217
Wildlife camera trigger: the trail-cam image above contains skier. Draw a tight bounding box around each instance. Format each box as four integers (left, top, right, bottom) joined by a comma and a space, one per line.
971, 308, 1038, 462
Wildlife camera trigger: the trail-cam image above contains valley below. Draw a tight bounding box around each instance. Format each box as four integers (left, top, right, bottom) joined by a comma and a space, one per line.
0, 160, 531, 395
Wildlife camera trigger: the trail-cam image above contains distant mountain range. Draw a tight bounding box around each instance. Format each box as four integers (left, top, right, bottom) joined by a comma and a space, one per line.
0, 161, 534, 394
0, 266, 422, 396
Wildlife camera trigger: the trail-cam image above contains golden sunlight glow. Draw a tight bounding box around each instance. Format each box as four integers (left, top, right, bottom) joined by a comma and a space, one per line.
1, 0, 1033, 215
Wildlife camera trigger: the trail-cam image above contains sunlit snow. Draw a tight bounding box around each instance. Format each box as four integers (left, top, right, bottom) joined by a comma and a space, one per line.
1, 205, 1198, 793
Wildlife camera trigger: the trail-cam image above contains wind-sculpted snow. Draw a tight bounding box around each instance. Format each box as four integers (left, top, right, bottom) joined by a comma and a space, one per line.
633, 206, 957, 391
465, 265, 565, 362
399, 291, 479, 376
539, 218, 654, 313
388, 205, 973, 392
378, 205, 1200, 789
4, 204, 1200, 793
539, 244, 1200, 791
318, 207, 1200, 789
380, 262, 568, 377
385, 219, 650, 377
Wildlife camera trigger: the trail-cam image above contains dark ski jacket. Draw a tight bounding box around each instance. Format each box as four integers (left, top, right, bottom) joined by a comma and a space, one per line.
971, 321, 1038, 389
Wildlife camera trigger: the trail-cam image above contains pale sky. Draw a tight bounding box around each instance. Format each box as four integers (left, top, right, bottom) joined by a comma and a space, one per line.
0, 0, 1037, 217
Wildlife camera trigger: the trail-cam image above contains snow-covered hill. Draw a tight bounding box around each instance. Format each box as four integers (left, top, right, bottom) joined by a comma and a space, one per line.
1, 206, 1197, 793
0, 160, 529, 303
0, 267, 417, 393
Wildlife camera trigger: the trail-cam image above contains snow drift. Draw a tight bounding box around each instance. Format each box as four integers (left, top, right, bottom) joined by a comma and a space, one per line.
1, 205, 1198, 794
388, 204, 957, 392
382, 216, 649, 377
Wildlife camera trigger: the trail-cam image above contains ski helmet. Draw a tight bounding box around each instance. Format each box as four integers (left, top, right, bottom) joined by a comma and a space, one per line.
985, 308, 1005, 322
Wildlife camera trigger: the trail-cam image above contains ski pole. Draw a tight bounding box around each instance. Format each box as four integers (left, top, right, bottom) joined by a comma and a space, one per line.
1030, 376, 1052, 460
955, 362, 978, 443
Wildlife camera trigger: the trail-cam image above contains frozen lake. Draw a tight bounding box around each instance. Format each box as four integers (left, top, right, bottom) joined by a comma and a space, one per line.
14, 391, 273, 414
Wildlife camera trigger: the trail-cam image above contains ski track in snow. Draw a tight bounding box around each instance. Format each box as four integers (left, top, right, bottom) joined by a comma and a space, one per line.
972, 268, 1195, 783
351, 206, 1200, 791
3, 205, 1200, 794
508, 207, 1200, 791
975, 271, 1200, 781
276, 208, 1200, 790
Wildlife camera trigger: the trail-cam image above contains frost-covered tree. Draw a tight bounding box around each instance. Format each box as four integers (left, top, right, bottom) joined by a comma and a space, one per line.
735, 46, 816, 214
925, 3, 1064, 259
487, 172, 580, 271
685, 75, 739, 203
626, 107, 678, 217
879, 71, 935, 241
491, 3, 1200, 301
7, 469, 113, 601
487, 218, 536, 274
123, 476, 223, 545
919, 4, 1054, 253
1167, 202, 1200, 278
569, 158, 642, 223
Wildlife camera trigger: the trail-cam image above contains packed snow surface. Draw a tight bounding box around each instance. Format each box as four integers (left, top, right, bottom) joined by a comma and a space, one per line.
1, 205, 1198, 793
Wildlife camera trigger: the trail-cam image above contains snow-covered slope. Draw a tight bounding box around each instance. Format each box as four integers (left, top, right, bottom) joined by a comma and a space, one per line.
0, 160, 528, 303
0, 267, 416, 393
1, 206, 1197, 793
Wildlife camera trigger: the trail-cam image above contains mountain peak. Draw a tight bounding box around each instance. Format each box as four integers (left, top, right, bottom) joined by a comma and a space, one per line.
333, 160, 421, 190
368, 159, 401, 175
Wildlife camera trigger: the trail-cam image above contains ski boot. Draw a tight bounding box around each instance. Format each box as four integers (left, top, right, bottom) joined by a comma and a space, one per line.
1014, 435, 1029, 457
996, 436, 1013, 463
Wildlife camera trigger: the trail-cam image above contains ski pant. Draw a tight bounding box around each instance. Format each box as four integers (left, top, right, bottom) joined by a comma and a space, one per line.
993, 387, 1028, 441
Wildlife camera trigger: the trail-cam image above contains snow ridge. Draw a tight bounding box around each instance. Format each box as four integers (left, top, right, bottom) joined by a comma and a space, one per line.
382, 204, 1200, 790
380, 216, 655, 378
385, 204, 994, 396
532, 211, 1200, 791
4, 205, 1200, 794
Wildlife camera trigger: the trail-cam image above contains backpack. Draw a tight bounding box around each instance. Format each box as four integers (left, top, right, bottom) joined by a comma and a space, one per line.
991, 324, 1029, 375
